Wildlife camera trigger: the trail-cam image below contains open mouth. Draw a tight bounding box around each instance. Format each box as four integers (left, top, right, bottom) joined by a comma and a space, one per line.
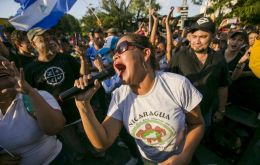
114, 63, 126, 77
156, 50, 162, 54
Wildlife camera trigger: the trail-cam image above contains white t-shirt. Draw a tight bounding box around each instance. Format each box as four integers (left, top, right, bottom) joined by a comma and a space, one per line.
107, 72, 202, 162
0, 91, 62, 165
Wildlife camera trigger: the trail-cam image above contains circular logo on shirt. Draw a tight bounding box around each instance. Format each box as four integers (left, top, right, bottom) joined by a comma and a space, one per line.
44, 66, 65, 86
132, 119, 175, 146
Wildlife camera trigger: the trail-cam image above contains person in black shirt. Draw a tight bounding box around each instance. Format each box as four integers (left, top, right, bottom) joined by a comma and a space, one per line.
0, 38, 10, 58
1, 26, 14, 51
24, 27, 90, 158
225, 31, 260, 112
0, 26, 16, 60
10, 30, 35, 69
223, 31, 248, 74
25, 28, 87, 124
168, 17, 230, 129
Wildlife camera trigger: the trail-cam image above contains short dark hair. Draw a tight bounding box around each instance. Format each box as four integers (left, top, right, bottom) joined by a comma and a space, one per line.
58, 37, 70, 45
248, 30, 259, 36
2, 26, 15, 34
212, 38, 220, 44
11, 30, 27, 48
121, 33, 157, 70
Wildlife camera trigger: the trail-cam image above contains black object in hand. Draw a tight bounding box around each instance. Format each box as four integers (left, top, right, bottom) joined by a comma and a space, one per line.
59, 66, 115, 101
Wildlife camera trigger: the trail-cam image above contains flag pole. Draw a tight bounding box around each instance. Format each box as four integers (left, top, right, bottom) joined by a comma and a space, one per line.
87, 5, 102, 28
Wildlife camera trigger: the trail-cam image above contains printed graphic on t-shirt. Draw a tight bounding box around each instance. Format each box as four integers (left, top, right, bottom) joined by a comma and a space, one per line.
131, 119, 175, 146
44, 66, 65, 86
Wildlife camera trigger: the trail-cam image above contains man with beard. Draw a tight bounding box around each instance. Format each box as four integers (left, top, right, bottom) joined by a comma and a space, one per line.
168, 17, 230, 130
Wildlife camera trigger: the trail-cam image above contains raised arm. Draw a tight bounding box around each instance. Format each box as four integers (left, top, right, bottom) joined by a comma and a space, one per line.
149, 9, 159, 46
165, 7, 173, 63
74, 75, 123, 151
135, 22, 145, 34
74, 45, 89, 75
231, 48, 251, 80
2, 61, 65, 135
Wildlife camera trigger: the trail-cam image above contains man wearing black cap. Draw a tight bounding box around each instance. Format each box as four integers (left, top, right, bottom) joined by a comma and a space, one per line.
168, 17, 230, 130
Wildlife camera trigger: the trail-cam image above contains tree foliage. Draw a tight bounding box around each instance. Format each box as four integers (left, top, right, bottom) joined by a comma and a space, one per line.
54, 14, 81, 33
80, 0, 161, 32
128, 0, 160, 20
207, 0, 260, 25
99, 0, 133, 30
80, 10, 98, 34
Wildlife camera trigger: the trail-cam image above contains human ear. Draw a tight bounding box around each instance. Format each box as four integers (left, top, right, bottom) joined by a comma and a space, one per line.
143, 48, 151, 62
30, 40, 37, 49
15, 41, 22, 49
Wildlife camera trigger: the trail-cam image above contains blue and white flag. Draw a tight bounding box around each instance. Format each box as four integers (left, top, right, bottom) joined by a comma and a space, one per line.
9, 0, 77, 31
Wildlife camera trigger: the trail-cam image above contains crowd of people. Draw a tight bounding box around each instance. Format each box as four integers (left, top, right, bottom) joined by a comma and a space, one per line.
0, 6, 259, 165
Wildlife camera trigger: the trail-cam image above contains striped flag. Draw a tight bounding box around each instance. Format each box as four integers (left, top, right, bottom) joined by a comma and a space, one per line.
9, 0, 77, 31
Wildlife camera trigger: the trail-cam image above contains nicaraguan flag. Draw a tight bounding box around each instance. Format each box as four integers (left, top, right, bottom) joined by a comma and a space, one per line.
9, 0, 77, 31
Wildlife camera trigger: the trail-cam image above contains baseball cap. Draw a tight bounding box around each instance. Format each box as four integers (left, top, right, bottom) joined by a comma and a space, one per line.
229, 30, 248, 42
27, 27, 47, 42
190, 17, 216, 34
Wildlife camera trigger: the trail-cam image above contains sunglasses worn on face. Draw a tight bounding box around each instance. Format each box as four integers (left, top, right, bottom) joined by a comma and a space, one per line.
114, 41, 145, 55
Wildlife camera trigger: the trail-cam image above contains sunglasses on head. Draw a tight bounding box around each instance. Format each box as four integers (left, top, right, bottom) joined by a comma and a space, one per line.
114, 40, 146, 55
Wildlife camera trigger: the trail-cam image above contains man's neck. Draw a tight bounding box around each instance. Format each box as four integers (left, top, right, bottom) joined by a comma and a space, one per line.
94, 44, 101, 51
225, 49, 239, 57
195, 52, 208, 65
18, 50, 33, 57
38, 52, 56, 62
